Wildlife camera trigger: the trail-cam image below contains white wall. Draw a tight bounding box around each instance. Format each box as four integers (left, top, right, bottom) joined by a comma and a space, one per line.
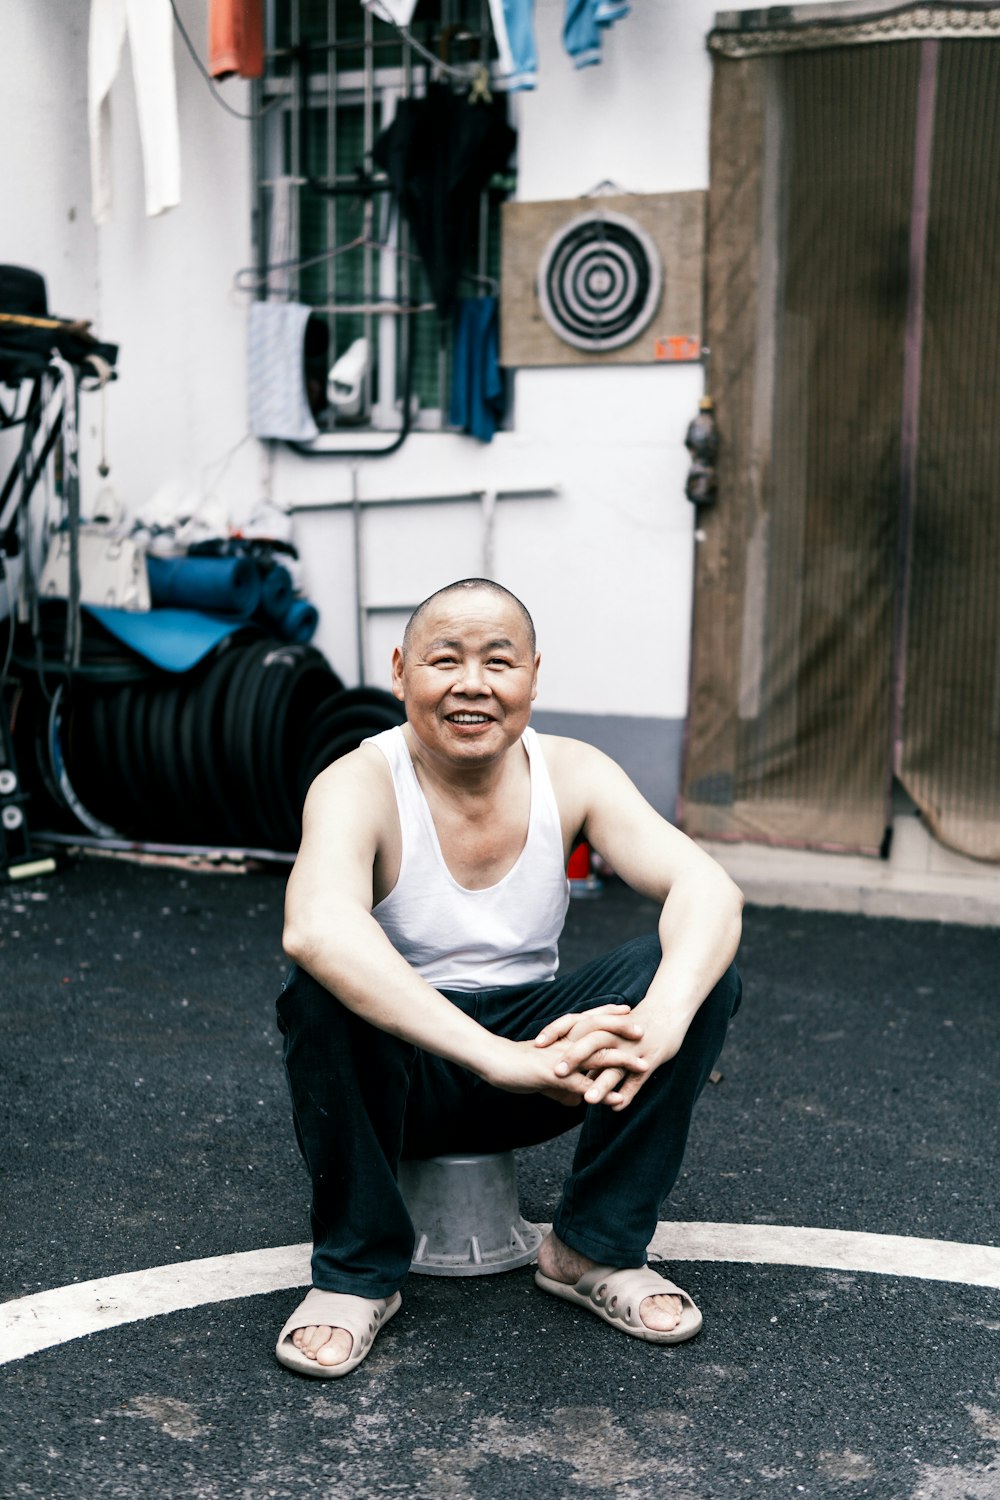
275, 0, 725, 720
519, 0, 714, 200
0, 5, 97, 320
1, 0, 257, 538
89, 0, 258, 527
1, 1, 98, 599
6, 0, 823, 781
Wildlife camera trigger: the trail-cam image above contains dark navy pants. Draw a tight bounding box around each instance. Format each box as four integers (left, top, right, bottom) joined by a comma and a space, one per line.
276, 935, 742, 1297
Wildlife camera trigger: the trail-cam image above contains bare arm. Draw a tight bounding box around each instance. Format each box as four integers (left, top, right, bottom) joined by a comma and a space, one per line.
537, 739, 744, 1107
283, 748, 646, 1100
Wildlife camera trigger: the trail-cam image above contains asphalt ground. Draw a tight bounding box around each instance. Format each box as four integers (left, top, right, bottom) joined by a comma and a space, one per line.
1, 855, 999, 1500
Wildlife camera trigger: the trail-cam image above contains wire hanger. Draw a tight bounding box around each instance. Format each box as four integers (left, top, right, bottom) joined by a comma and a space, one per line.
461, 267, 499, 297
366, 0, 481, 82
233, 195, 434, 314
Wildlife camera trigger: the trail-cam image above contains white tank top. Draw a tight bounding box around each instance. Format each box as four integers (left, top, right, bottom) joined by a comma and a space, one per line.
367, 724, 570, 991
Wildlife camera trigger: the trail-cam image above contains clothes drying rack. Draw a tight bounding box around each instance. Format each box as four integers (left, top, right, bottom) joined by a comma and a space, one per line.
0, 306, 118, 879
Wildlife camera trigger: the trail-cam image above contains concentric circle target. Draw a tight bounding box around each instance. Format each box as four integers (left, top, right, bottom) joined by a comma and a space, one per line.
537, 209, 662, 352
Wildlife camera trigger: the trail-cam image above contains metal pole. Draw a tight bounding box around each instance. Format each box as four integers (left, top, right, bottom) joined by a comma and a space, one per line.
351, 462, 367, 684
891, 38, 939, 779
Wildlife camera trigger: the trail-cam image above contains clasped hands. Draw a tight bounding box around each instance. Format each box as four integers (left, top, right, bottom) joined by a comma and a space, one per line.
493, 1002, 649, 1112
535, 1002, 651, 1110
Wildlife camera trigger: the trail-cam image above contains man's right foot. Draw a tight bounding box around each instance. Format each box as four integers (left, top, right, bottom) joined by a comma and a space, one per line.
275, 1288, 402, 1378
291, 1323, 354, 1366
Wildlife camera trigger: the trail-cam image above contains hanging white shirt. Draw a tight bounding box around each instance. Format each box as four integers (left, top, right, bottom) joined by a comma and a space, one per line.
89, 0, 181, 223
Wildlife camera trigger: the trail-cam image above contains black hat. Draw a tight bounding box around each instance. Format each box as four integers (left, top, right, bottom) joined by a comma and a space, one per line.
0, 265, 48, 318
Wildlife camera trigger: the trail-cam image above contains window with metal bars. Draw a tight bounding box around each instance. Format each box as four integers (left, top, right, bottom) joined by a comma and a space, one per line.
252, 0, 511, 434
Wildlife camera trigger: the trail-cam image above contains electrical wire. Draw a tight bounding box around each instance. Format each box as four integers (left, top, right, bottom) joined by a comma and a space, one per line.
168, 0, 282, 122
170, 0, 490, 129
199, 429, 252, 502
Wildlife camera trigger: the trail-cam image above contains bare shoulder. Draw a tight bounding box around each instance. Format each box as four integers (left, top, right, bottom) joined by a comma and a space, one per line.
536, 730, 726, 901
307, 739, 393, 797
300, 741, 396, 845
535, 731, 607, 768
287, 742, 398, 920
536, 732, 632, 793
535, 732, 636, 844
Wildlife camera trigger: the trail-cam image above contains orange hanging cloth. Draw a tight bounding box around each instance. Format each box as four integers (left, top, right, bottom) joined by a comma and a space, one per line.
209, 0, 264, 79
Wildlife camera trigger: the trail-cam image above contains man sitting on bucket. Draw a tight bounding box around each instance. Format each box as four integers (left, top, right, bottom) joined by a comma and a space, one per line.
275, 577, 743, 1377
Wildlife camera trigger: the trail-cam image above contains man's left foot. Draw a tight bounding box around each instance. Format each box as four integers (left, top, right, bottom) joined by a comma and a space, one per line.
534, 1232, 702, 1343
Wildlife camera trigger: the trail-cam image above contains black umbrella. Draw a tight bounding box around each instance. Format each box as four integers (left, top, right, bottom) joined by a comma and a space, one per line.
373, 83, 515, 319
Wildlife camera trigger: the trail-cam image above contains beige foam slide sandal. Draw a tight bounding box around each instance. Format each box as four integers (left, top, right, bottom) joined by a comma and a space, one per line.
534, 1264, 703, 1344
275, 1286, 402, 1377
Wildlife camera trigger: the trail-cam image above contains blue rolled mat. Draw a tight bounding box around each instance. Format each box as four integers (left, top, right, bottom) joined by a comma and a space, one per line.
259, 563, 294, 623
147, 555, 262, 617
278, 599, 319, 643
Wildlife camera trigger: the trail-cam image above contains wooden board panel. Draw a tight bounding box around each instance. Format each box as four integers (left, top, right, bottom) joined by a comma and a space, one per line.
500, 191, 705, 368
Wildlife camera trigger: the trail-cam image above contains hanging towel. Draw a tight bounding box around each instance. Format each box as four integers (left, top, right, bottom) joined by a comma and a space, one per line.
449, 298, 504, 443
563, 0, 602, 69
247, 303, 321, 442
209, 0, 264, 79
564, 0, 630, 69
266, 177, 298, 301
89, 0, 181, 223
487, 0, 538, 91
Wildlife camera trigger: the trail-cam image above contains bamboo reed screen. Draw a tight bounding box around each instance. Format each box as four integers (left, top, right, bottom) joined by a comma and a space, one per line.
682, 30, 1000, 861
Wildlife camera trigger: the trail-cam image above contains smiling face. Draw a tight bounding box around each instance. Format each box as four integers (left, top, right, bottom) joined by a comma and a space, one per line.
391, 587, 540, 770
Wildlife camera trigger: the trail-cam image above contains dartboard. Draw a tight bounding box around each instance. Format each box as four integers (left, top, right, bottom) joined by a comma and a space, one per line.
536, 209, 663, 353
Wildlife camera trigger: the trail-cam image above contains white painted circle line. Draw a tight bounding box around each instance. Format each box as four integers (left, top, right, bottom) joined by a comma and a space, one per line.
2, 1221, 999, 1366
1, 1242, 311, 1367
646, 1222, 1000, 1289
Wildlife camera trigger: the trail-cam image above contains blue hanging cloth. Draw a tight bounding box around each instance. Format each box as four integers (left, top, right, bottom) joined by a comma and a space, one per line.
449, 297, 504, 443
564, 0, 631, 69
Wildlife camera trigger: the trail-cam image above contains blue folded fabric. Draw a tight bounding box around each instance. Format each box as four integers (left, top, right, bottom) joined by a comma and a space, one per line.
84, 606, 249, 674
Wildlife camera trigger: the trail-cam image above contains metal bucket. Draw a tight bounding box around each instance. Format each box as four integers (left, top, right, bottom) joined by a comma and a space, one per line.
398, 1152, 543, 1277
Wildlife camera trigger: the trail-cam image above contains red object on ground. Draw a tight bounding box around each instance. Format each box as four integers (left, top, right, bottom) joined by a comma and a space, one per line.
567, 843, 591, 880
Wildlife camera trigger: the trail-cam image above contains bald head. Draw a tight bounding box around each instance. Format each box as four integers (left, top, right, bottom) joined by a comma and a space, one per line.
402, 579, 536, 658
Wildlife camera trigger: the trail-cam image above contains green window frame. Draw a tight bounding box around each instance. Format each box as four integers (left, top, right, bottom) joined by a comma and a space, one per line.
253, 0, 509, 433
